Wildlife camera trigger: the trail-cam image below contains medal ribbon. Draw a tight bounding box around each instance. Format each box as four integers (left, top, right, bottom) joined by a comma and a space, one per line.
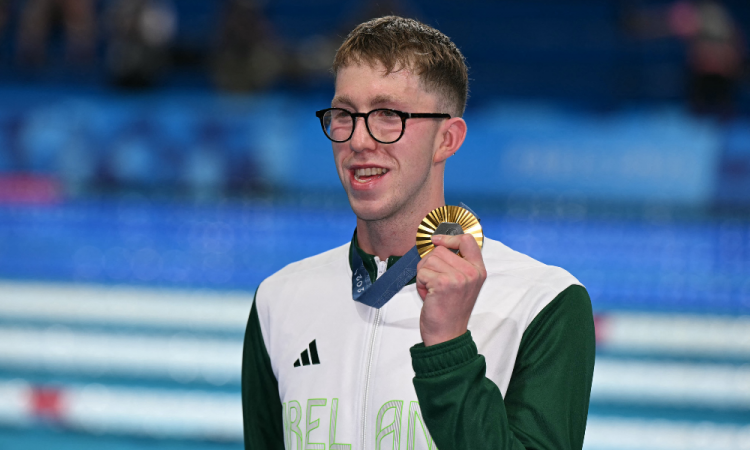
351, 203, 479, 309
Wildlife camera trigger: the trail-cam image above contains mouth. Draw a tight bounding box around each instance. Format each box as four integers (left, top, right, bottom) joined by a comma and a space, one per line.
352, 167, 389, 183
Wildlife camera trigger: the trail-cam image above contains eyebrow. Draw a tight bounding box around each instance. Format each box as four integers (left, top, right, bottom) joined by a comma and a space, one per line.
331, 95, 355, 108
331, 94, 404, 110
369, 94, 401, 107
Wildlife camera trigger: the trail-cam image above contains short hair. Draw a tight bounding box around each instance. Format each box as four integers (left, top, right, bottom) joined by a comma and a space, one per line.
333, 16, 469, 117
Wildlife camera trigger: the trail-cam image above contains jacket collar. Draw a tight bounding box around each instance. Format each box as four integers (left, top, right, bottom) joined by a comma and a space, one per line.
348, 229, 416, 286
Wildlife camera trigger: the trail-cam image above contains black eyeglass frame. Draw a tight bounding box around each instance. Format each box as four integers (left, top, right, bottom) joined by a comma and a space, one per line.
315, 108, 452, 144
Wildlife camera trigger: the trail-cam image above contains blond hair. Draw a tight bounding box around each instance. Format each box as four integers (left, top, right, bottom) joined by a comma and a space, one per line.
333, 16, 469, 117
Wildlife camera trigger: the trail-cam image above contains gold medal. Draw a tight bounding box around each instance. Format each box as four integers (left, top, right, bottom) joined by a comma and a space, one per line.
416, 205, 483, 258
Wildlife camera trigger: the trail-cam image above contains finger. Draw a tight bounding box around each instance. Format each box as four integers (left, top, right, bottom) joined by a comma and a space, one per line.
419, 248, 457, 274
431, 234, 460, 250
417, 249, 433, 270
416, 266, 440, 289
418, 243, 458, 270
433, 234, 483, 266
455, 233, 484, 265
423, 243, 478, 279
429, 245, 484, 286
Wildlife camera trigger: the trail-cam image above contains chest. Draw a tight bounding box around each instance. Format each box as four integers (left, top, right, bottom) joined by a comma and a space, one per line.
265, 282, 524, 450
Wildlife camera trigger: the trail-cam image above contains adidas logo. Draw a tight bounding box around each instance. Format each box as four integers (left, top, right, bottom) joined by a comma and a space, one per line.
293, 340, 320, 367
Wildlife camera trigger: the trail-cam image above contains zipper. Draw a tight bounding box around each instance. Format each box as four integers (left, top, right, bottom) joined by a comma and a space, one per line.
361, 308, 381, 449
375, 257, 387, 280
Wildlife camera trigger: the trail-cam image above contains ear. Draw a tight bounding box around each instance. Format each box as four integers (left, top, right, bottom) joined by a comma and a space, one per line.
433, 117, 467, 164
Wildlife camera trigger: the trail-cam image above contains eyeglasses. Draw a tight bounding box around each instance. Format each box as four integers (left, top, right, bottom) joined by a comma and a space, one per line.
315, 108, 451, 144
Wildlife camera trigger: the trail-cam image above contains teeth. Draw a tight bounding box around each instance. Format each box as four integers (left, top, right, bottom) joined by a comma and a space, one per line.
354, 167, 388, 181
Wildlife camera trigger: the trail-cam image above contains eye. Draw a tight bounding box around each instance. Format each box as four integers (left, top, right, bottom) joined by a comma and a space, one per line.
371, 109, 401, 122
329, 109, 353, 124
331, 109, 350, 119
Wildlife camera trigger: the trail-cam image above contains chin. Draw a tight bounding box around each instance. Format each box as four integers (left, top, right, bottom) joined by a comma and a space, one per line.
348, 195, 398, 222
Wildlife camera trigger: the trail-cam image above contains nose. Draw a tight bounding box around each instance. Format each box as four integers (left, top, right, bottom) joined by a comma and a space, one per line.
349, 116, 376, 153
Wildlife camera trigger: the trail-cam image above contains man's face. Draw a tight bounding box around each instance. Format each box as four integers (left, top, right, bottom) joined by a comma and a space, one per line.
332, 62, 443, 222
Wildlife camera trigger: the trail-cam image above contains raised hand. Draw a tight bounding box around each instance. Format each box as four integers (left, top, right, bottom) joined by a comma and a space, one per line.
416, 233, 486, 346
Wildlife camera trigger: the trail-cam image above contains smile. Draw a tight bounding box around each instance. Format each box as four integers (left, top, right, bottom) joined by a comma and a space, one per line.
353, 167, 388, 183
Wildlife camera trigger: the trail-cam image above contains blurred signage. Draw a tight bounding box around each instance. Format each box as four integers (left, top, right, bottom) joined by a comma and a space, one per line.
446, 106, 722, 205
0, 93, 727, 206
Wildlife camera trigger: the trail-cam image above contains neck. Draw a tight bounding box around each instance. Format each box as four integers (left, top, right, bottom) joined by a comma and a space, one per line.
356, 193, 445, 261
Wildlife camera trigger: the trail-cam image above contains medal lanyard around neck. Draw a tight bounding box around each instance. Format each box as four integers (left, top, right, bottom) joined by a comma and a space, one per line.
351, 203, 479, 309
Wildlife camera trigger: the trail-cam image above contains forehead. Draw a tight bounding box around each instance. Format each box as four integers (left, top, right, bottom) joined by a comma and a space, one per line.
333, 62, 437, 110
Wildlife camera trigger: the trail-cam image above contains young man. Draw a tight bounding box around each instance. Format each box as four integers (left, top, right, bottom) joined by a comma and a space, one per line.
243, 16, 595, 450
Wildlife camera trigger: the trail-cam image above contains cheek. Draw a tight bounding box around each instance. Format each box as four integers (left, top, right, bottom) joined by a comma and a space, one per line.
397, 142, 434, 174
332, 147, 347, 170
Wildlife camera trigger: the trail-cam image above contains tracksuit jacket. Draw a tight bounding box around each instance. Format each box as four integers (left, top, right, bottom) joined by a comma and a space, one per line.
242, 233, 596, 450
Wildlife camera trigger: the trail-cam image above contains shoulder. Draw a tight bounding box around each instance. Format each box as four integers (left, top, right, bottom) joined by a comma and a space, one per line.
478, 237, 583, 326
482, 237, 580, 287
254, 242, 350, 310
257, 242, 349, 293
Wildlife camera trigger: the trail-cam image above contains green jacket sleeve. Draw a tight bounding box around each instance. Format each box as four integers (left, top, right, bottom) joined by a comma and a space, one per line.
410, 284, 596, 450
242, 293, 285, 449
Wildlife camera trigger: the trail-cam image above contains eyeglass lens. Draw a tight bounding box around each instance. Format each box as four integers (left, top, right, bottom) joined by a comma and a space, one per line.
322, 109, 403, 143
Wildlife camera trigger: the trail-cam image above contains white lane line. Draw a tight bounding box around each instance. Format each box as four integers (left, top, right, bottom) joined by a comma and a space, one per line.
597, 313, 750, 357
0, 281, 253, 331
2, 323, 750, 408
0, 379, 31, 426
584, 417, 750, 450
65, 384, 242, 440
591, 359, 750, 408
4, 281, 750, 359
0, 327, 242, 385
2, 377, 750, 447
0, 379, 242, 440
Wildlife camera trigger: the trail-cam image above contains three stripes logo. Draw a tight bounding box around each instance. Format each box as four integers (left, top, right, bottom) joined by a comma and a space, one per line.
293, 340, 320, 367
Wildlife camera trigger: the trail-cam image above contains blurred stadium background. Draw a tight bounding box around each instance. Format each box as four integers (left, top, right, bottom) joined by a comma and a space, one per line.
0, 0, 749, 449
